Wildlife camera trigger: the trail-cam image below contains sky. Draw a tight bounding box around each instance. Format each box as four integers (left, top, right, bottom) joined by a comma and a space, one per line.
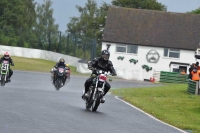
34, 0, 200, 32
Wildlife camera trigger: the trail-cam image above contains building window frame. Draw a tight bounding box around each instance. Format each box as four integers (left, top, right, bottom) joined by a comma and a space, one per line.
164, 48, 180, 58
116, 44, 138, 54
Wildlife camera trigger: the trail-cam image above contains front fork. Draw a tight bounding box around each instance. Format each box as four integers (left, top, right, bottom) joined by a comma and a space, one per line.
92, 79, 105, 100
92, 79, 98, 100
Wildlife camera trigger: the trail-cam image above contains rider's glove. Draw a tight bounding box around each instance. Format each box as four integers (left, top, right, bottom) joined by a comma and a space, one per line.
88, 64, 93, 70
112, 73, 117, 76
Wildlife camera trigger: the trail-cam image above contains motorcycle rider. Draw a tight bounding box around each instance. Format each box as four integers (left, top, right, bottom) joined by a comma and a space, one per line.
82, 49, 117, 103
50, 58, 70, 85
0, 52, 14, 81
65, 63, 70, 81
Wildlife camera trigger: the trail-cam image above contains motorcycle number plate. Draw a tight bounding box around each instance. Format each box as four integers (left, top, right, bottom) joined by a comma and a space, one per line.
1, 64, 9, 71
58, 68, 64, 73
99, 74, 106, 82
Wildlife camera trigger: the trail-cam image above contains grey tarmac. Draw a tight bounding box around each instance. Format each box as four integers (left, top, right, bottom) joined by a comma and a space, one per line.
0, 71, 187, 133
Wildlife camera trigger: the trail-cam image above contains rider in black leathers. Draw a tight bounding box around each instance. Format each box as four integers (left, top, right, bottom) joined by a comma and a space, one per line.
0, 52, 14, 81
82, 50, 117, 103
51, 58, 70, 85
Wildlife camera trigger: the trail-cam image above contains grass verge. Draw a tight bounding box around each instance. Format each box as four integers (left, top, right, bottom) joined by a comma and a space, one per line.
9, 56, 121, 78
110, 84, 200, 133
10, 56, 90, 76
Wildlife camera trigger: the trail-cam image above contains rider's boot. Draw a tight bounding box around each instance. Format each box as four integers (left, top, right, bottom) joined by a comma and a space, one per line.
53, 77, 55, 84
66, 74, 70, 82
51, 74, 54, 81
62, 80, 65, 86
81, 90, 89, 100
100, 92, 106, 103
100, 96, 105, 103
65, 74, 67, 81
7, 74, 12, 82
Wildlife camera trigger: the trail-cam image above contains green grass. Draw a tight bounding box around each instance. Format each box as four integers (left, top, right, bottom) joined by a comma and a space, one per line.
9, 56, 121, 78
111, 84, 200, 133
9, 56, 90, 76
11, 56, 55, 72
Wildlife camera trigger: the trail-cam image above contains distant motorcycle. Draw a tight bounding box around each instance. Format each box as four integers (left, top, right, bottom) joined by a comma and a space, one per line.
51, 66, 70, 90
0, 60, 10, 86
83, 69, 112, 112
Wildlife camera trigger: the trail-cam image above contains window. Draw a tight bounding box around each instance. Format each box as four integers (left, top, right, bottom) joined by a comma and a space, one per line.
116, 45, 126, 53
172, 68, 179, 72
164, 48, 180, 58
116, 44, 138, 54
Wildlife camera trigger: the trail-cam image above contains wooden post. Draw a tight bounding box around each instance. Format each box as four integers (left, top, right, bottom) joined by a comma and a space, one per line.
198, 80, 200, 95
196, 80, 200, 95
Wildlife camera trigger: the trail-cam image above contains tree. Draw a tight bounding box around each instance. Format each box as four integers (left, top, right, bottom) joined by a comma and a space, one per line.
0, 0, 37, 47
188, 7, 200, 14
0, 0, 36, 29
67, 0, 102, 59
23, 0, 37, 29
111, 0, 167, 11
67, 0, 99, 37
35, 0, 59, 50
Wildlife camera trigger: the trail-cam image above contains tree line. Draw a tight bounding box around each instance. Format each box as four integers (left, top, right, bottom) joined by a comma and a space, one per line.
0, 0, 199, 60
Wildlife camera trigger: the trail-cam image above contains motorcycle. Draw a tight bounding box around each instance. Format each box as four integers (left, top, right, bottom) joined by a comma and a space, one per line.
51, 66, 70, 91
0, 60, 10, 86
83, 69, 112, 112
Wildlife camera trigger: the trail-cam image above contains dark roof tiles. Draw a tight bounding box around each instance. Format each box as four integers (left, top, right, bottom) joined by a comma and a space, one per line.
103, 6, 200, 50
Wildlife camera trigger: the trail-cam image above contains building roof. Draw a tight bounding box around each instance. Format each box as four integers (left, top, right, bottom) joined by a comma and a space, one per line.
103, 6, 200, 50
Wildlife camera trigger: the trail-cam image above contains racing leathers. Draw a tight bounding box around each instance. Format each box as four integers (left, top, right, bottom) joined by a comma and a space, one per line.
0, 56, 14, 81
84, 57, 117, 96
51, 62, 70, 85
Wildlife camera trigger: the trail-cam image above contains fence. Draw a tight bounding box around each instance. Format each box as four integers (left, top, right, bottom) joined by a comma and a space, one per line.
187, 80, 199, 95
159, 71, 189, 84
0, 27, 99, 63
153, 70, 199, 95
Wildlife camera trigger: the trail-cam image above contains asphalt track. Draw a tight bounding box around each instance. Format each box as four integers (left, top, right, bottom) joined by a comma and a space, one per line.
0, 71, 188, 133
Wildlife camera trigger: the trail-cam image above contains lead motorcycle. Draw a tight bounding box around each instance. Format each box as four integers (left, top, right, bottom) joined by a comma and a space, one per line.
83, 69, 112, 112
51, 66, 70, 91
0, 60, 10, 86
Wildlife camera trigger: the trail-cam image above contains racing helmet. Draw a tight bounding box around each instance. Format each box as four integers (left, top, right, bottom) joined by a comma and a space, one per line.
101, 50, 110, 61
4, 52, 10, 59
59, 58, 65, 63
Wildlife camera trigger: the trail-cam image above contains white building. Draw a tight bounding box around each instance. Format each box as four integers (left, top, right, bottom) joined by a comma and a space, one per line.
101, 6, 200, 81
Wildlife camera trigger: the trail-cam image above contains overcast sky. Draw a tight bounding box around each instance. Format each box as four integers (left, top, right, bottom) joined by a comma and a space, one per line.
34, 0, 200, 32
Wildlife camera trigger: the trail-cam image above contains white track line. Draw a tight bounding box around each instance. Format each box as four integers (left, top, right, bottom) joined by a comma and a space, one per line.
115, 96, 188, 133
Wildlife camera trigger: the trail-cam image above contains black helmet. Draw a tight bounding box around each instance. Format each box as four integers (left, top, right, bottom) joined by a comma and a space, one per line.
196, 62, 199, 66
59, 58, 65, 63
101, 50, 110, 61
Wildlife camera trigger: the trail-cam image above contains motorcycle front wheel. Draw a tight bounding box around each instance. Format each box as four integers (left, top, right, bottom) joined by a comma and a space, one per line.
1, 75, 5, 86
85, 88, 94, 110
55, 77, 62, 91
91, 91, 101, 112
